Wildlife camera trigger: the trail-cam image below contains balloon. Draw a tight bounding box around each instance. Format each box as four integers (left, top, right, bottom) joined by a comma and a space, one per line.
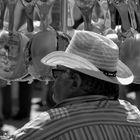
120, 33, 140, 84
24, 27, 70, 82
0, 30, 29, 81
24, 28, 57, 81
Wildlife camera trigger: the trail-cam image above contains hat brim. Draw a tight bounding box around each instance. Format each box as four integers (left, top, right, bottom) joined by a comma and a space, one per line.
41, 51, 134, 85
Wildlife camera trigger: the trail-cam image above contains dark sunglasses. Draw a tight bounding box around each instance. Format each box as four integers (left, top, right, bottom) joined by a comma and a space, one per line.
51, 68, 68, 79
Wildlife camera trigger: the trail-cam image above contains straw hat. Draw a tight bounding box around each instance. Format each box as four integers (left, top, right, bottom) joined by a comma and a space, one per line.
41, 30, 134, 85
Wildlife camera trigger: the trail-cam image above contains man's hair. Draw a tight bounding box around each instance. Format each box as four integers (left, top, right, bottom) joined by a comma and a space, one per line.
71, 69, 119, 100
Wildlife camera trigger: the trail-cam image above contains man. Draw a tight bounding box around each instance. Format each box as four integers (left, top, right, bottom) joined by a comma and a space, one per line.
10, 30, 140, 140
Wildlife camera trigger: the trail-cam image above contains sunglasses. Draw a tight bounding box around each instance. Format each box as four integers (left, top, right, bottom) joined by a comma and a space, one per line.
51, 68, 70, 79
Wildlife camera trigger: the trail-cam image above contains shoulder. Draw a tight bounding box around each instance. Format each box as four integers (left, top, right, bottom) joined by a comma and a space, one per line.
119, 99, 140, 121
11, 107, 69, 139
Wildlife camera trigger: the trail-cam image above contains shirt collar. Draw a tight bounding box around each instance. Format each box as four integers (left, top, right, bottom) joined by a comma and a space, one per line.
54, 95, 116, 108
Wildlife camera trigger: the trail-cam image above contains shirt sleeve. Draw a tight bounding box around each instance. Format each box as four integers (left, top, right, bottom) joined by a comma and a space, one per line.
10, 112, 51, 140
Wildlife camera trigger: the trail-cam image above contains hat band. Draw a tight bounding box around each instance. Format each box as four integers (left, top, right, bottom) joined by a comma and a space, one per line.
99, 68, 117, 77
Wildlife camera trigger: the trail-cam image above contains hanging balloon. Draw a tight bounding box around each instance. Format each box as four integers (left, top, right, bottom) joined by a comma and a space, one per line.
11, 25, 39, 84
23, 2, 71, 81
22, 0, 56, 81
120, 33, 140, 84
19, 27, 70, 83
0, 30, 29, 82
23, 30, 70, 82
0, 0, 29, 82
27, 31, 70, 81
18, 22, 55, 83
24, 29, 57, 81
19, 0, 71, 82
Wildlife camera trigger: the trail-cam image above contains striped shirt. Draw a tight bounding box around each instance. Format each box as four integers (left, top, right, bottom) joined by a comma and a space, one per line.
11, 95, 140, 140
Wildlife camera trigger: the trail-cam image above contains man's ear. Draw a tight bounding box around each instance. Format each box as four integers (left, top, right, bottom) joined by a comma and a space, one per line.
71, 73, 82, 88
